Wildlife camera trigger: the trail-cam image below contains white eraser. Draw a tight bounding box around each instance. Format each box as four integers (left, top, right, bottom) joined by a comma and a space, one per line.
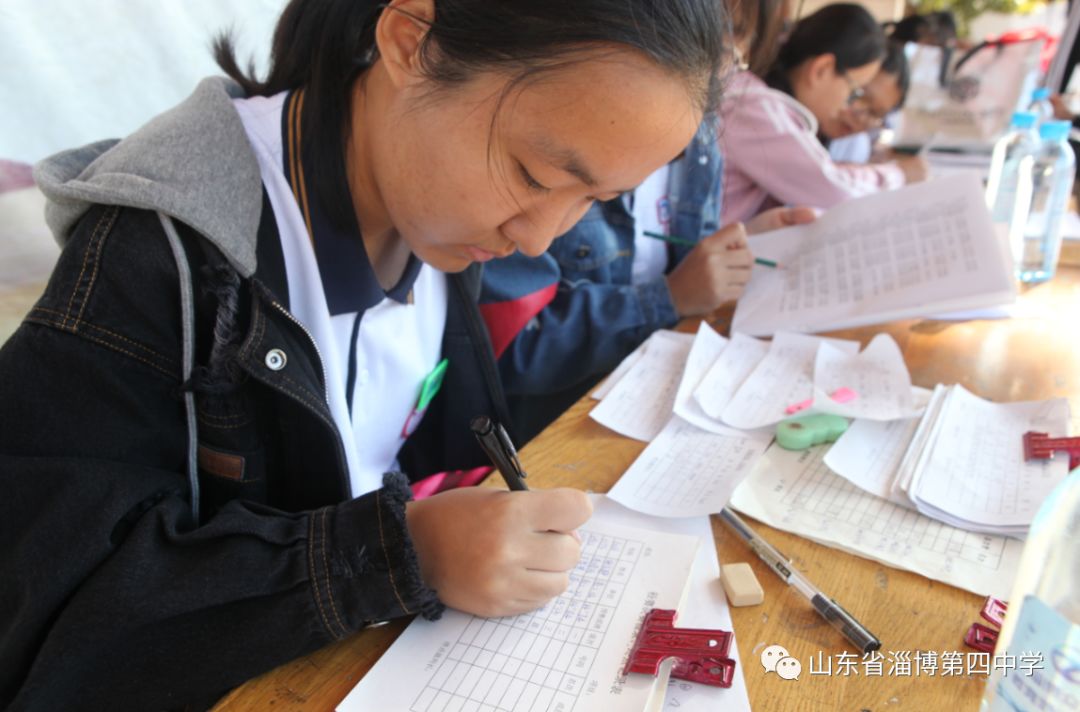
720, 562, 764, 607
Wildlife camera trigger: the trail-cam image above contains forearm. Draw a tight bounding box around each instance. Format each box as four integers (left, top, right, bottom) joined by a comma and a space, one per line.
1, 461, 435, 711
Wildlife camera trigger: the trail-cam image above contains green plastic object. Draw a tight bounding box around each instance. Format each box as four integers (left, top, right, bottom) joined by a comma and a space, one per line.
775, 414, 849, 450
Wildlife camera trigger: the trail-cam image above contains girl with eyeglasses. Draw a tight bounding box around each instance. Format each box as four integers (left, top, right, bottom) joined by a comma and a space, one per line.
719, 3, 928, 225
828, 41, 912, 164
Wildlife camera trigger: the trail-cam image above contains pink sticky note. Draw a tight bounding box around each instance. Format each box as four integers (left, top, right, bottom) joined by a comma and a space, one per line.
785, 398, 812, 415
831, 387, 858, 404
785, 388, 858, 415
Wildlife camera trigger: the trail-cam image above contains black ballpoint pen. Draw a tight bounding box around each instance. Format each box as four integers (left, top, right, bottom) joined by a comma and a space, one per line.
470, 416, 529, 491
718, 507, 881, 654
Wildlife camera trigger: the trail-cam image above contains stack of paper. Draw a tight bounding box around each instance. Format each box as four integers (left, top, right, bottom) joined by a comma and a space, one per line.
594, 325, 926, 518
730, 445, 1025, 600
594, 326, 921, 444
825, 384, 1072, 536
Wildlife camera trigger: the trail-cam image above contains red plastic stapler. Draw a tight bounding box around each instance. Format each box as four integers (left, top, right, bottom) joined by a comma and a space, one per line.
623, 609, 736, 688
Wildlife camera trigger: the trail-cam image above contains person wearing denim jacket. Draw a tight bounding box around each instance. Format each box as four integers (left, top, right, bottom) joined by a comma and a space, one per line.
481, 122, 730, 442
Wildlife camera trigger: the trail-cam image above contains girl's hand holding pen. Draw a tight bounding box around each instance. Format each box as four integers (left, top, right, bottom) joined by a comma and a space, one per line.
406, 488, 592, 617
665, 222, 753, 316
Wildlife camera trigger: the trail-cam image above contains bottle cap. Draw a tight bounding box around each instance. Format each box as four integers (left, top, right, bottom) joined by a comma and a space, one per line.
1038, 120, 1071, 141
1011, 111, 1038, 129
1032, 87, 1051, 101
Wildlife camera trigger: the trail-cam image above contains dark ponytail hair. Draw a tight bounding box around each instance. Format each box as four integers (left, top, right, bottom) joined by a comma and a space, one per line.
215, 0, 728, 229
885, 11, 959, 47
765, 3, 886, 96
880, 41, 911, 110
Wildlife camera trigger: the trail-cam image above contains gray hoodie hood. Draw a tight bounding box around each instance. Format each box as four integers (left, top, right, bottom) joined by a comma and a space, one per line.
33, 77, 263, 277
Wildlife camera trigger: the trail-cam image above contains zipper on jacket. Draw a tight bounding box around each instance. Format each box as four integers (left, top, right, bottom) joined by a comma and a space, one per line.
269, 300, 330, 406
266, 299, 352, 494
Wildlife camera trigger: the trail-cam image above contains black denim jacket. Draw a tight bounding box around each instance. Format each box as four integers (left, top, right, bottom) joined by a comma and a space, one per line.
0, 197, 511, 711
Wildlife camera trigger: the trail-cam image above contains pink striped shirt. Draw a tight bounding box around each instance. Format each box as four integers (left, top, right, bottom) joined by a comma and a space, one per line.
718, 71, 906, 224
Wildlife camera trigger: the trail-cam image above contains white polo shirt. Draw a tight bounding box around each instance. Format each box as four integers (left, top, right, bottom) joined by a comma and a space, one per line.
628, 164, 672, 284
232, 92, 448, 497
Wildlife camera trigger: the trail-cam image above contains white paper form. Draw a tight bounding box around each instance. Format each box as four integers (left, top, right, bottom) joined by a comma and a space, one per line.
590, 334, 692, 442
909, 385, 1072, 534
672, 323, 744, 435
692, 333, 769, 420
586, 497, 750, 712
824, 417, 922, 506
731, 173, 1016, 336
811, 334, 918, 420
729, 445, 1025, 599
591, 331, 694, 401
891, 384, 951, 502
720, 332, 860, 430
821, 386, 936, 503
338, 516, 699, 712
607, 416, 772, 518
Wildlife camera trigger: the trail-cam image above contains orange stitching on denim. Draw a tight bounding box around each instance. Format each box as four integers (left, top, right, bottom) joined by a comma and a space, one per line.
308, 509, 337, 638
320, 508, 347, 637
62, 207, 116, 331
195, 418, 250, 431
31, 308, 176, 367
78, 333, 177, 378
376, 489, 411, 615
23, 315, 171, 377
73, 206, 117, 327
278, 372, 326, 415
238, 300, 265, 362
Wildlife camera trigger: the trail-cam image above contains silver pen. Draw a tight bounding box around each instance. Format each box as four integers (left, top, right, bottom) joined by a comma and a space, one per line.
718, 507, 881, 654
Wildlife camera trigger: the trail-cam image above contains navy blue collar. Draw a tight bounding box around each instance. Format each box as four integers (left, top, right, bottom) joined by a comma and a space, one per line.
281, 90, 421, 316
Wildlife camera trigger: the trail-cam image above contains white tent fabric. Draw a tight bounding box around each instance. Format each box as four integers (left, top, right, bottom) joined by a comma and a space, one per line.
0, 0, 287, 163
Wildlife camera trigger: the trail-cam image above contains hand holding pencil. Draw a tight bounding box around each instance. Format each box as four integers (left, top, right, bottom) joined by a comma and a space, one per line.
663, 222, 754, 317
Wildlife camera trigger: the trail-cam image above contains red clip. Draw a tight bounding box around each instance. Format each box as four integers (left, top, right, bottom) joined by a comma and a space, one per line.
1022, 431, 1080, 471
623, 609, 736, 688
981, 596, 1008, 628
964, 597, 1008, 653
965, 623, 999, 653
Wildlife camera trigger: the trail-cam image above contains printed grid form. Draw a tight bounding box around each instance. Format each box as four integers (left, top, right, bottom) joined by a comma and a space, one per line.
778, 197, 975, 313
410, 532, 643, 712
627, 424, 765, 510
783, 454, 1007, 569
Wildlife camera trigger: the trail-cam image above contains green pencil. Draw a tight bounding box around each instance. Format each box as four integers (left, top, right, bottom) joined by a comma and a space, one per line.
642, 230, 779, 268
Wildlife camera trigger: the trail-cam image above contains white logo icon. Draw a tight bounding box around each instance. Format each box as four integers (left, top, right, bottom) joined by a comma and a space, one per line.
760, 644, 790, 673
761, 643, 800, 681
776, 656, 802, 680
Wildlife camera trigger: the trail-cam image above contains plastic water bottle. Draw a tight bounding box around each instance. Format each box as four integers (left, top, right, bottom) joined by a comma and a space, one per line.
979, 467, 1080, 711
1012, 121, 1075, 284
986, 111, 1039, 223
1028, 86, 1054, 123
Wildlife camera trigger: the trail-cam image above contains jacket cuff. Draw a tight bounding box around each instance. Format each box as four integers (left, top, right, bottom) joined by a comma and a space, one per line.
634, 278, 680, 331
309, 473, 444, 639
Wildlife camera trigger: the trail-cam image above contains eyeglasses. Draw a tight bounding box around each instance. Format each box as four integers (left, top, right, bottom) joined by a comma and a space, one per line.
847, 88, 893, 129
841, 71, 866, 106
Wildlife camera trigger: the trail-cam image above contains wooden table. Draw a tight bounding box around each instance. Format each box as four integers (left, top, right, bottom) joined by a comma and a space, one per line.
214, 267, 1080, 712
